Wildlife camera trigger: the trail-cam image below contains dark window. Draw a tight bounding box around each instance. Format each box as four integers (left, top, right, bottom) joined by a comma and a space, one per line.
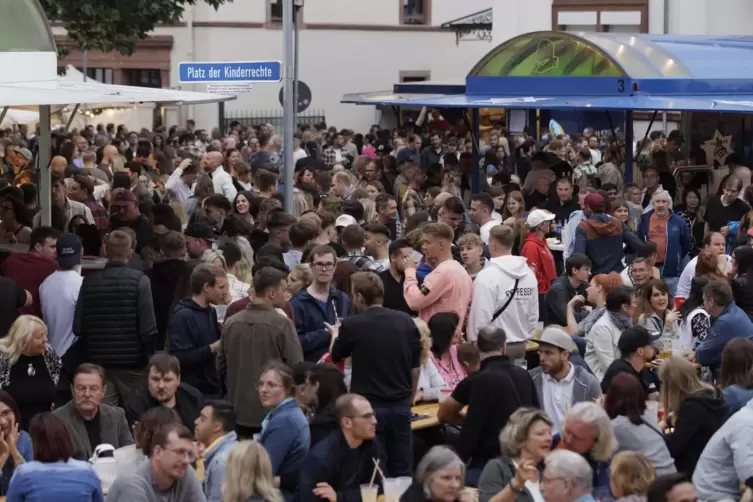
403, 0, 428, 25
123, 69, 162, 88
83, 68, 113, 84
270, 0, 282, 21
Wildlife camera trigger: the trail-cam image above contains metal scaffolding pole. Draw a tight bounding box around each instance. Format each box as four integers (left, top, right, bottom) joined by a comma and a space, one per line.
282, 0, 295, 212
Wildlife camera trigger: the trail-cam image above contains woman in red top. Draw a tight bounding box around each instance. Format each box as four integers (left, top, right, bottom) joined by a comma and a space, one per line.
520, 209, 558, 323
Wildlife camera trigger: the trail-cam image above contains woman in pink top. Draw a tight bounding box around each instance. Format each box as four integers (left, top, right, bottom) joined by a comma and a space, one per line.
427, 312, 466, 388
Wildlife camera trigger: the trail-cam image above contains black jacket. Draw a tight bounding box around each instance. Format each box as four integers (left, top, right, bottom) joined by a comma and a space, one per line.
297, 430, 382, 502
124, 382, 203, 432
732, 274, 753, 322
309, 408, 338, 447
146, 259, 191, 350
666, 388, 728, 476
73, 262, 157, 368
544, 275, 587, 327
451, 356, 539, 468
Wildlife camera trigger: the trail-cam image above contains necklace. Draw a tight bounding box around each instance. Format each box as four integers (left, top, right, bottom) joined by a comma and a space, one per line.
27, 363, 35, 377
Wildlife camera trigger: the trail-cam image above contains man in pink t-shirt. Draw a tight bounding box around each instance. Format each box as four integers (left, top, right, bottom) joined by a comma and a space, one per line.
403, 222, 472, 328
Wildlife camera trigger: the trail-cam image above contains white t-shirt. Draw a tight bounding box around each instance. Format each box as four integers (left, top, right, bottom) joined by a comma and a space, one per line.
676, 254, 733, 299
541, 363, 575, 435
479, 220, 498, 245
512, 461, 545, 502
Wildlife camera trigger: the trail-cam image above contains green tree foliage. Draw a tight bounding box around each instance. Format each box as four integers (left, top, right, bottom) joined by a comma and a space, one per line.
39, 0, 231, 54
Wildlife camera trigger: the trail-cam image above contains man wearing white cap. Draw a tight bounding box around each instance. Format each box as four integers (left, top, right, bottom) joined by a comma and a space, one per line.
520, 209, 558, 322
529, 327, 601, 435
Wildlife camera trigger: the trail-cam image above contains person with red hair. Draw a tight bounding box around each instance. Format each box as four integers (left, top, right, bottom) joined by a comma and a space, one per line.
5, 412, 103, 501
565, 272, 623, 337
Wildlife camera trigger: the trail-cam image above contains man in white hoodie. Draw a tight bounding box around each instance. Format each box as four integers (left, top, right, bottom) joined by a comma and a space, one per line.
467, 224, 538, 360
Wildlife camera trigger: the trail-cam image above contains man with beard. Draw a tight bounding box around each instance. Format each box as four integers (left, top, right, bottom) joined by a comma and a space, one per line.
124, 352, 203, 431
529, 327, 601, 435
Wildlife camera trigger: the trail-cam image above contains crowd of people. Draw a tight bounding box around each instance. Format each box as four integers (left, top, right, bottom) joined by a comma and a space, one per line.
0, 119, 751, 502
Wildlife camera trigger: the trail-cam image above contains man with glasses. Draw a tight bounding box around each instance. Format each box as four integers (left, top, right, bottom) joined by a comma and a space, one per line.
298, 394, 381, 502
108, 423, 205, 502
540, 450, 596, 502
53, 363, 133, 461
290, 245, 352, 362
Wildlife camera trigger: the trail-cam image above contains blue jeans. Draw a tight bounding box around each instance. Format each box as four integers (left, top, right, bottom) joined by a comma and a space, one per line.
374, 404, 413, 476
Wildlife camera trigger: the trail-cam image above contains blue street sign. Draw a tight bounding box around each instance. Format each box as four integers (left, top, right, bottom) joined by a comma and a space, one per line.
178, 61, 281, 84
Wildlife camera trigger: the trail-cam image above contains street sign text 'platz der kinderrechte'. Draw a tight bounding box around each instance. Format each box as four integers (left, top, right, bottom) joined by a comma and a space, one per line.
178, 61, 282, 84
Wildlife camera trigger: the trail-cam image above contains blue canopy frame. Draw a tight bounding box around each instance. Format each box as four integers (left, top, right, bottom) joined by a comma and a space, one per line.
343, 31, 753, 193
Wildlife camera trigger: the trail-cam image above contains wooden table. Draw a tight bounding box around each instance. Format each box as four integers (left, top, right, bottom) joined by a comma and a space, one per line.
412, 403, 442, 431
378, 487, 477, 502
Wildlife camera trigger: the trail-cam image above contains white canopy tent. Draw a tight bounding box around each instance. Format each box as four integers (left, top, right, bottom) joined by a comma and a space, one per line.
0, 0, 236, 226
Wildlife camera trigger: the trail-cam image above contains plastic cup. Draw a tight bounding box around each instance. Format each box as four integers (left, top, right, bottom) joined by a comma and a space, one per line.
396, 477, 412, 498
383, 478, 401, 502
438, 388, 452, 403
360, 484, 378, 502
645, 401, 659, 427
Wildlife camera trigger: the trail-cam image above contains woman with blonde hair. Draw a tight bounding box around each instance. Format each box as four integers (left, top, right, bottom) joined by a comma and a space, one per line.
287, 264, 313, 298
413, 318, 445, 404
0, 316, 60, 430
222, 440, 283, 502
609, 451, 656, 502
659, 356, 728, 476
360, 197, 376, 224
501, 190, 525, 225
478, 407, 552, 502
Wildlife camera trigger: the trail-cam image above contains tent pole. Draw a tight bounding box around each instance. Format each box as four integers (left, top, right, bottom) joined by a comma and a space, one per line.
605, 111, 621, 164
643, 110, 658, 144
471, 107, 480, 194
0, 107, 8, 127
39, 105, 52, 227
64, 104, 80, 133
625, 110, 634, 183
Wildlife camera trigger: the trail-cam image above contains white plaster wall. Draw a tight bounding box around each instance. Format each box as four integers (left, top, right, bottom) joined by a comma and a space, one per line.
192, 1, 266, 23
158, 23, 489, 132
432, 0, 493, 26
302, 0, 398, 25
492, 0, 553, 44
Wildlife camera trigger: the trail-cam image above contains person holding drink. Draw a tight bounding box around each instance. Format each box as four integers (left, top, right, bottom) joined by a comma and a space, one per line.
477, 408, 552, 502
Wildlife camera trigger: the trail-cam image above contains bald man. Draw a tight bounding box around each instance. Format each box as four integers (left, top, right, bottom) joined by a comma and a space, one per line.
204, 151, 236, 201
51, 156, 68, 175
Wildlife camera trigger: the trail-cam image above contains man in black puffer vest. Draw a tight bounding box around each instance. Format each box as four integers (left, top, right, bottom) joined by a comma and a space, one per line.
74, 230, 158, 407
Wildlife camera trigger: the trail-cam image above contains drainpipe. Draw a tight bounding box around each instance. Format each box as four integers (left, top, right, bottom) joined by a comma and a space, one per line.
662, 0, 669, 133
186, 5, 195, 123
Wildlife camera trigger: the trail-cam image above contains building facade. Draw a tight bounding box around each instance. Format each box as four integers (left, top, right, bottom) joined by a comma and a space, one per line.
51, 0, 753, 132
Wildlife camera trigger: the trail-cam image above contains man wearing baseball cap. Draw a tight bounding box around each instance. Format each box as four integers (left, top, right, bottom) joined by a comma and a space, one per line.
40, 233, 84, 359
573, 192, 645, 274
530, 327, 601, 435
601, 326, 659, 397
520, 209, 558, 321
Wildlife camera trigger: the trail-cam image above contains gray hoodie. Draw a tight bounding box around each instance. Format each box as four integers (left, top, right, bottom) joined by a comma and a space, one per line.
692, 397, 753, 500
